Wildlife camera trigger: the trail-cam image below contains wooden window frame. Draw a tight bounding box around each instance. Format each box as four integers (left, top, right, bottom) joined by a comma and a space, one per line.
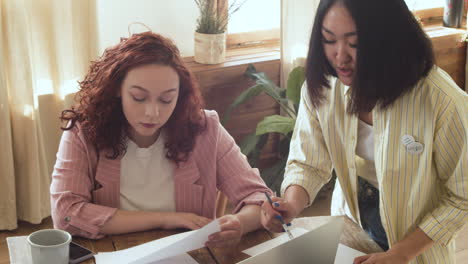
414, 6, 468, 28
213, 2, 463, 52
413, 7, 444, 26
217, 0, 280, 49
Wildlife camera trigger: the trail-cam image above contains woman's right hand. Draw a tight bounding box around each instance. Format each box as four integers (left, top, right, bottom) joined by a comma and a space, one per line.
260, 197, 301, 233
163, 212, 211, 230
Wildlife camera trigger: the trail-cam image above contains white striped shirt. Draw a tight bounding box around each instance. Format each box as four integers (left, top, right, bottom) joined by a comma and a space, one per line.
282, 66, 468, 263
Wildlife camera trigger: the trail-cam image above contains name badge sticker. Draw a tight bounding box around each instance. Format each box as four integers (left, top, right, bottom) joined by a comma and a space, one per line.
406, 142, 424, 155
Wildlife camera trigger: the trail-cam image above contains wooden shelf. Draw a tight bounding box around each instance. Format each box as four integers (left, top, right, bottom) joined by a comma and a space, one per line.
184, 48, 280, 73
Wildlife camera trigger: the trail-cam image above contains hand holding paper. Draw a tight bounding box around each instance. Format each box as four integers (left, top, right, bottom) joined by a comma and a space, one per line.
206, 215, 243, 248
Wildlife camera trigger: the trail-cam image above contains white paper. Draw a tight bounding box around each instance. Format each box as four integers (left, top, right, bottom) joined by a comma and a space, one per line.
95, 231, 191, 263
95, 219, 220, 264
333, 243, 365, 264
242, 228, 309, 256
149, 253, 198, 264
6, 236, 32, 264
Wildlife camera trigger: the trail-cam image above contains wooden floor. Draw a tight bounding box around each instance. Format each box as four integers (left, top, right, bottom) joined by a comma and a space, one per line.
300, 191, 468, 263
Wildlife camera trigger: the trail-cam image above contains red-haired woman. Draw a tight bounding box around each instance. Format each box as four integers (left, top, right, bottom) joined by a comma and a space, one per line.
50, 32, 272, 247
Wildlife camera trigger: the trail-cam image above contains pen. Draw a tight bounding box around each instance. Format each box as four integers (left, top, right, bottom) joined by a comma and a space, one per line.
264, 192, 294, 240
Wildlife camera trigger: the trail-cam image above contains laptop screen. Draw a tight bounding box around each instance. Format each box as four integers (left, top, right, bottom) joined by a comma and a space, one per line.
238, 217, 345, 264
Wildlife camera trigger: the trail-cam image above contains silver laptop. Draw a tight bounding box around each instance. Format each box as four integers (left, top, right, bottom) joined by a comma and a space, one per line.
238, 217, 344, 264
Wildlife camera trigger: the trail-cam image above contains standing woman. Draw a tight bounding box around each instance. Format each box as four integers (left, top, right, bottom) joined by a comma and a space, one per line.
50, 32, 272, 248
261, 0, 467, 263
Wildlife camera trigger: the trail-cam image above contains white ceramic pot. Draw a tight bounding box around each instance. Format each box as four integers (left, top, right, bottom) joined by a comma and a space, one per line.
194, 32, 226, 64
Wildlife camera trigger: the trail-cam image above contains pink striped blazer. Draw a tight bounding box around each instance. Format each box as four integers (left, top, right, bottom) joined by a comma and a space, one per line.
50, 110, 271, 239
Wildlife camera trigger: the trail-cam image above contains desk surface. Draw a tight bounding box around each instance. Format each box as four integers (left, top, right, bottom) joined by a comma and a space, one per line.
0, 215, 381, 264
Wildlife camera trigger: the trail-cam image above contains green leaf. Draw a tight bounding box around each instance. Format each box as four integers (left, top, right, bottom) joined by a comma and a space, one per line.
245, 64, 258, 76
260, 157, 287, 194
286, 66, 305, 106
243, 64, 297, 118
222, 84, 264, 124
239, 132, 261, 156
256, 115, 295, 136
244, 65, 284, 101
242, 133, 269, 168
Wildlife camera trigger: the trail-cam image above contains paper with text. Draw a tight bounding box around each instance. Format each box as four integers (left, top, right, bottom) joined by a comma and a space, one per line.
95, 219, 220, 264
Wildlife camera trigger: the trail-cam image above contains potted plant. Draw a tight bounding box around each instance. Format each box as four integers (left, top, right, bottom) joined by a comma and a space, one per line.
194, 0, 246, 64
224, 65, 337, 195
223, 65, 305, 192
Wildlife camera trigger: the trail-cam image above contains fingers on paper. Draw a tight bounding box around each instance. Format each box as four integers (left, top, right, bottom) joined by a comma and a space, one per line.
206, 218, 241, 248
353, 254, 372, 264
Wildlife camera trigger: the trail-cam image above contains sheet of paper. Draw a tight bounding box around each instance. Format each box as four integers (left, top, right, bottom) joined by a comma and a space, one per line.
95, 219, 220, 264
95, 231, 192, 264
333, 243, 365, 264
150, 253, 198, 264
242, 228, 309, 256
133, 219, 220, 263
6, 236, 32, 264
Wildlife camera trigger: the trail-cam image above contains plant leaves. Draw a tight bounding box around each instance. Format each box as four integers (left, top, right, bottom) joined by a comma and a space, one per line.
256, 115, 295, 136
260, 157, 288, 194
244, 64, 284, 101
241, 133, 269, 168
239, 132, 261, 156
286, 66, 305, 107
245, 64, 258, 76
222, 84, 265, 124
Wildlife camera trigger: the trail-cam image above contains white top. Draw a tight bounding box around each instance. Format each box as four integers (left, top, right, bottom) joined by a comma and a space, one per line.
355, 119, 379, 189
120, 131, 175, 212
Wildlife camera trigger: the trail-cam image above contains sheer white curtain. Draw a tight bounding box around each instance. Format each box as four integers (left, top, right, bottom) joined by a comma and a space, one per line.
0, 0, 97, 230
280, 0, 319, 87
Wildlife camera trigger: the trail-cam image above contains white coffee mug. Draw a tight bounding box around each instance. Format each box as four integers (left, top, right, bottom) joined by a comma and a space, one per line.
27, 229, 72, 264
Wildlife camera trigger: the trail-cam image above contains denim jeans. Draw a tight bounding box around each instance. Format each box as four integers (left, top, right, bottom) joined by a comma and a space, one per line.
358, 177, 389, 251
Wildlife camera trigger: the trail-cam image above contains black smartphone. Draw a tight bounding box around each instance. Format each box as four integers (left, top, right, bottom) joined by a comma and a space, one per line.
69, 241, 94, 264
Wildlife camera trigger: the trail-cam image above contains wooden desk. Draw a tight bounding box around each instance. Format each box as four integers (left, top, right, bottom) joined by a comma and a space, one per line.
0, 216, 381, 264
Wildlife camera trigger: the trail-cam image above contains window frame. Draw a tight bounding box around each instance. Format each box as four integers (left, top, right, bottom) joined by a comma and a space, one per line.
217, 1, 463, 52
413, 7, 444, 26
219, 0, 280, 49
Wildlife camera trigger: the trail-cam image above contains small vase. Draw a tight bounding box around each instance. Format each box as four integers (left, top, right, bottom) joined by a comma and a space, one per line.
443, 0, 464, 28
194, 32, 226, 64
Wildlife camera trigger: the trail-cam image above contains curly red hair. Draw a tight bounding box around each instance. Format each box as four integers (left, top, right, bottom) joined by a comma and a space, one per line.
61, 32, 206, 163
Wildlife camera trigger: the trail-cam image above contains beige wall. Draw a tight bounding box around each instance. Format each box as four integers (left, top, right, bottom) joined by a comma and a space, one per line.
96, 0, 198, 57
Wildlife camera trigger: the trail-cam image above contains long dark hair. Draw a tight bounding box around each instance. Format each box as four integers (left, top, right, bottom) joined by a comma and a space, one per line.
61, 32, 206, 162
306, 0, 434, 113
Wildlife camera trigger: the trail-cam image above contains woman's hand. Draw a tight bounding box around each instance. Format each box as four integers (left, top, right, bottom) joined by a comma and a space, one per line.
260, 196, 301, 233
354, 228, 433, 264
206, 215, 243, 248
163, 212, 211, 230
354, 250, 410, 264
